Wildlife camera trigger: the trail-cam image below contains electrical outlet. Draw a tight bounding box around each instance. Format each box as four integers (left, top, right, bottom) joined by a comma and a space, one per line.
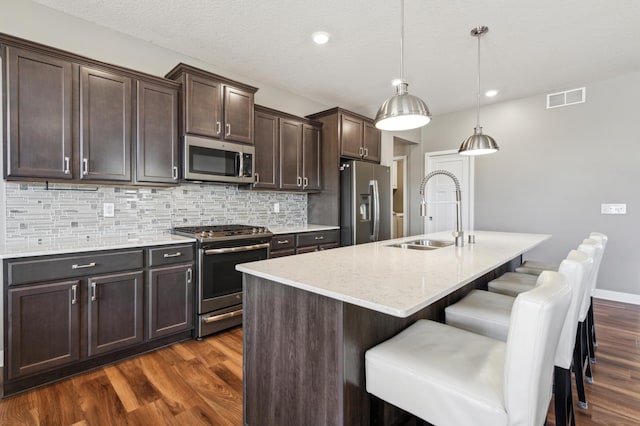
103, 203, 115, 217
273, 202, 280, 213
601, 203, 626, 215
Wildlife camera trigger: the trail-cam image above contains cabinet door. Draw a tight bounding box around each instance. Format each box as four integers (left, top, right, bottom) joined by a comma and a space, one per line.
87, 271, 144, 357
80, 66, 132, 181
184, 73, 222, 138
363, 121, 381, 163
253, 110, 279, 189
224, 86, 254, 144
340, 114, 364, 159
7, 280, 80, 379
302, 124, 321, 191
136, 81, 179, 183
147, 264, 194, 339
5, 47, 73, 179
279, 118, 302, 190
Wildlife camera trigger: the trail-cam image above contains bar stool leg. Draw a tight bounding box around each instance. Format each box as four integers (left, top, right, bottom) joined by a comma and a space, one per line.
554, 366, 575, 426
588, 298, 597, 359
573, 326, 588, 409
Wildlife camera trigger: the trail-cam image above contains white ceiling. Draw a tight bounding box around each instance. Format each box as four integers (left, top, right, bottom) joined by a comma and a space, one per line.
32, 0, 640, 118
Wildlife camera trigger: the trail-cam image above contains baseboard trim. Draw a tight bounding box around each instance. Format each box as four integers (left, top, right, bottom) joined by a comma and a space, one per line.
594, 289, 640, 306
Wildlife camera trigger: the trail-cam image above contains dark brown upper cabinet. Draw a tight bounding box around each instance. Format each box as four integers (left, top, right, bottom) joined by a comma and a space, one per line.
363, 121, 381, 163
136, 81, 179, 184
79, 66, 132, 182
279, 117, 303, 190
254, 106, 280, 189
302, 124, 321, 191
166, 63, 258, 145
2, 34, 180, 185
4, 46, 73, 179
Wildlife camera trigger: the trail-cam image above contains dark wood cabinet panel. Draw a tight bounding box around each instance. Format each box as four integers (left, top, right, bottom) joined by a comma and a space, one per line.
87, 271, 144, 357
184, 73, 222, 138
363, 121, 381, 163
224, 86, 254, 144
147, 264, 193, 339
5, 47, 73, 179
340, 114, 364, 159
303, 124, 321, 191
279, 118, 302, 190
7, 280, 81, 380
136, 81, 179, 184
254, 109, 279, 189
79, 66, 132, 181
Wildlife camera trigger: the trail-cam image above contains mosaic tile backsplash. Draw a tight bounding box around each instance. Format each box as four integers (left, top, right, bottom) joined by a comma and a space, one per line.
5, 182, 307, 244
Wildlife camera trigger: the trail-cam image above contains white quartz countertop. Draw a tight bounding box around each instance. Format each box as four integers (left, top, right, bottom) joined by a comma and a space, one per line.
237, 231, 551, 317
269, 224, 340, 235
0, 234, 196, 259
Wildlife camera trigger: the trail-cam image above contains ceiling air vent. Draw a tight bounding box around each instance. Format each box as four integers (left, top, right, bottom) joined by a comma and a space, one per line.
546, 87, 586, 109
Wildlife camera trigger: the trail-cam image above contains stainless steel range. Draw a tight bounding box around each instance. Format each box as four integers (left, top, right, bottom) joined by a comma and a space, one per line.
172, 224, 272, 339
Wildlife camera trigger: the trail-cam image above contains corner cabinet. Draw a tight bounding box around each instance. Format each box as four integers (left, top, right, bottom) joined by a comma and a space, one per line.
3, 242, 195, 396
2, 34, 180, 185
165, 63, 258, 145
254, 105, 322, 191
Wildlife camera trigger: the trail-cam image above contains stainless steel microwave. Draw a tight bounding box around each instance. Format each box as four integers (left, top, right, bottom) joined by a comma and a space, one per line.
183, 136, 255, 184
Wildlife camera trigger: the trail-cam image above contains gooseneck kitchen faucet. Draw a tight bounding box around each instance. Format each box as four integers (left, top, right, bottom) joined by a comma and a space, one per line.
419, 170, 465, 247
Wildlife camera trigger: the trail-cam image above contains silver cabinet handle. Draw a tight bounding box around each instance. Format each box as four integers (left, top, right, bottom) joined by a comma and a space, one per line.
314, 236, 325, 240
163, 252, 182, 258
297, 176, 302, 187
203, 309, 242, 324
225, 123, 231, 137
359, 147, 364, 157
364, 147, 369, 157
276, 239, 289, 245
303, 177, 309, 188
254, 173, 260, 184
204, 242, 270, 255
72, 262, 96, 270
216, 121, 221, 135
187, 268, 192, 284
82, 158, 88, 176
64, 156, 70, 174
71, 284, 78, 305
91, 282, 97, 302
172, 166, 178, 180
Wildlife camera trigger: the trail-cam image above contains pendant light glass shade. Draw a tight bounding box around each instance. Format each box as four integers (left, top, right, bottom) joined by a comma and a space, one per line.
458, 26, 499, 156
375, 0, 431, 131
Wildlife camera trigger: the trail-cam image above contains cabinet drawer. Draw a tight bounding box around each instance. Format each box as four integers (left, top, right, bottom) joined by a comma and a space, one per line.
270, 248, 296, 258
6, 250, 144, 286
148, 244, 195, 267
297, 230, 339, 247
271, 234, 295, 251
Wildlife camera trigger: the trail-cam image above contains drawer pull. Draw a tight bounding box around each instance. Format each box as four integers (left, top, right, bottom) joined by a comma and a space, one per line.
163, 252, 182, 258
314, 236, 325, 240
72, 262, 96, 270
276, 240, 289, 245
203, 309, 242, 324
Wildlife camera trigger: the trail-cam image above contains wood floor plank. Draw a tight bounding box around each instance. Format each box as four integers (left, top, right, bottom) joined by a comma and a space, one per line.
1, 300, 638, 425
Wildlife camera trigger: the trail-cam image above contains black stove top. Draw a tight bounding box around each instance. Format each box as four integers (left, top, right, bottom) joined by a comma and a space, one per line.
172, 224, 272, 242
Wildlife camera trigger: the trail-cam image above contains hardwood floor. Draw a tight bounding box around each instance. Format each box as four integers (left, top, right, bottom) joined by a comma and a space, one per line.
0, 299, 638, 425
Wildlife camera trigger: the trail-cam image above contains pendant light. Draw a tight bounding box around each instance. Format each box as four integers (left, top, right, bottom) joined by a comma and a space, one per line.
458, 26, 499, 156
375, 0, 431, 131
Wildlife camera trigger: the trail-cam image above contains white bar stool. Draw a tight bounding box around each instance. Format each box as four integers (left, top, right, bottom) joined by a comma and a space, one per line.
365, 271, 571, 426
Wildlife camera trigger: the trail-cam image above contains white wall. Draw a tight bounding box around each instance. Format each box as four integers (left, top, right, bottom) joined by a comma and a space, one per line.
417, 72, 640, 297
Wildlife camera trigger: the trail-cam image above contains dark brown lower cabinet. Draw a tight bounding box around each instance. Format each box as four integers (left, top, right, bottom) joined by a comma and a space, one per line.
87, 271, 144, 357
147, 264, 193, 339
7, 280, 81, 380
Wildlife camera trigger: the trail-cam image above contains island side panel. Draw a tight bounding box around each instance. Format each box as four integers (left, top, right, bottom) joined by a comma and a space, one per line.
243, 274, 344, 426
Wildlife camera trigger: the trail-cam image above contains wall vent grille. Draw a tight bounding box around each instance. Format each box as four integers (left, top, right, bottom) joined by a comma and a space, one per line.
547, 87, 586, 109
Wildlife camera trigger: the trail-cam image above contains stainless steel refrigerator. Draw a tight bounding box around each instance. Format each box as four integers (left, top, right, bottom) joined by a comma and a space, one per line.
340, 160, 391, 245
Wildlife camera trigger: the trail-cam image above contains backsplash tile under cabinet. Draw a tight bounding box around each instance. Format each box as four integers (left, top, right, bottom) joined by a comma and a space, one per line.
5, 182, 307, 243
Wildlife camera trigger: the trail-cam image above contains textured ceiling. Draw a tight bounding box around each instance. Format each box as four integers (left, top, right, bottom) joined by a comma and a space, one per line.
32, 0, 640, 118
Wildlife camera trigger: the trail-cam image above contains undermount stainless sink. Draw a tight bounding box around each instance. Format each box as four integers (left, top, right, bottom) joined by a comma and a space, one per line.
387, 239, 455, 250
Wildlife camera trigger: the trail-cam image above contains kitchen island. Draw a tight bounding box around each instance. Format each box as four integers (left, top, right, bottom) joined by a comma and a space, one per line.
237, 231, 550, 426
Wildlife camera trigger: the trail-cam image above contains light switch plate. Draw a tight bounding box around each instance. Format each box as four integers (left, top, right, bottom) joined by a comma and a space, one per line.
103, 203, 115, 217
601, 203, 626, 215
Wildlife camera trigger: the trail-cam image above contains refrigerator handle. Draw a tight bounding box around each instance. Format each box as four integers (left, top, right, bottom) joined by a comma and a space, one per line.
370, 179, 380, 241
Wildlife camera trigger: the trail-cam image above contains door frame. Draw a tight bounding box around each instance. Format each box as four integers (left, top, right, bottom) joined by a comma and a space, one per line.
392, 155, 408, 237
424, 150, 475, 235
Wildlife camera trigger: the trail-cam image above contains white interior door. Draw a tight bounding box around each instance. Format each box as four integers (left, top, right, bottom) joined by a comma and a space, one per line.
424, 150, 474, 236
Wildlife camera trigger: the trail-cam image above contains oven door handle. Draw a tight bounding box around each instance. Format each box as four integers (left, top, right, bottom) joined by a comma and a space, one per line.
204, 242, 270, 255
203, 309, 243, 323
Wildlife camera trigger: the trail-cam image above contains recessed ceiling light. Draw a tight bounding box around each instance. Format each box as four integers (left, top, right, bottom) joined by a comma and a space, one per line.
485, 89, 498, 97
391, 78, 403, 87
312, 32, 330, 45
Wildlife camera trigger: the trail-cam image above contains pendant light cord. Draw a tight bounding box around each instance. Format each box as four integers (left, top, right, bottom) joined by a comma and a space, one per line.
400, 0, 405, 83
476, 27, 481, 128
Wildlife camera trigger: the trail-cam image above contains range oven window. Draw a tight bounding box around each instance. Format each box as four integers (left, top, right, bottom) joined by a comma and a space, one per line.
200, 245, 268, 299
189, 145, 238, 177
